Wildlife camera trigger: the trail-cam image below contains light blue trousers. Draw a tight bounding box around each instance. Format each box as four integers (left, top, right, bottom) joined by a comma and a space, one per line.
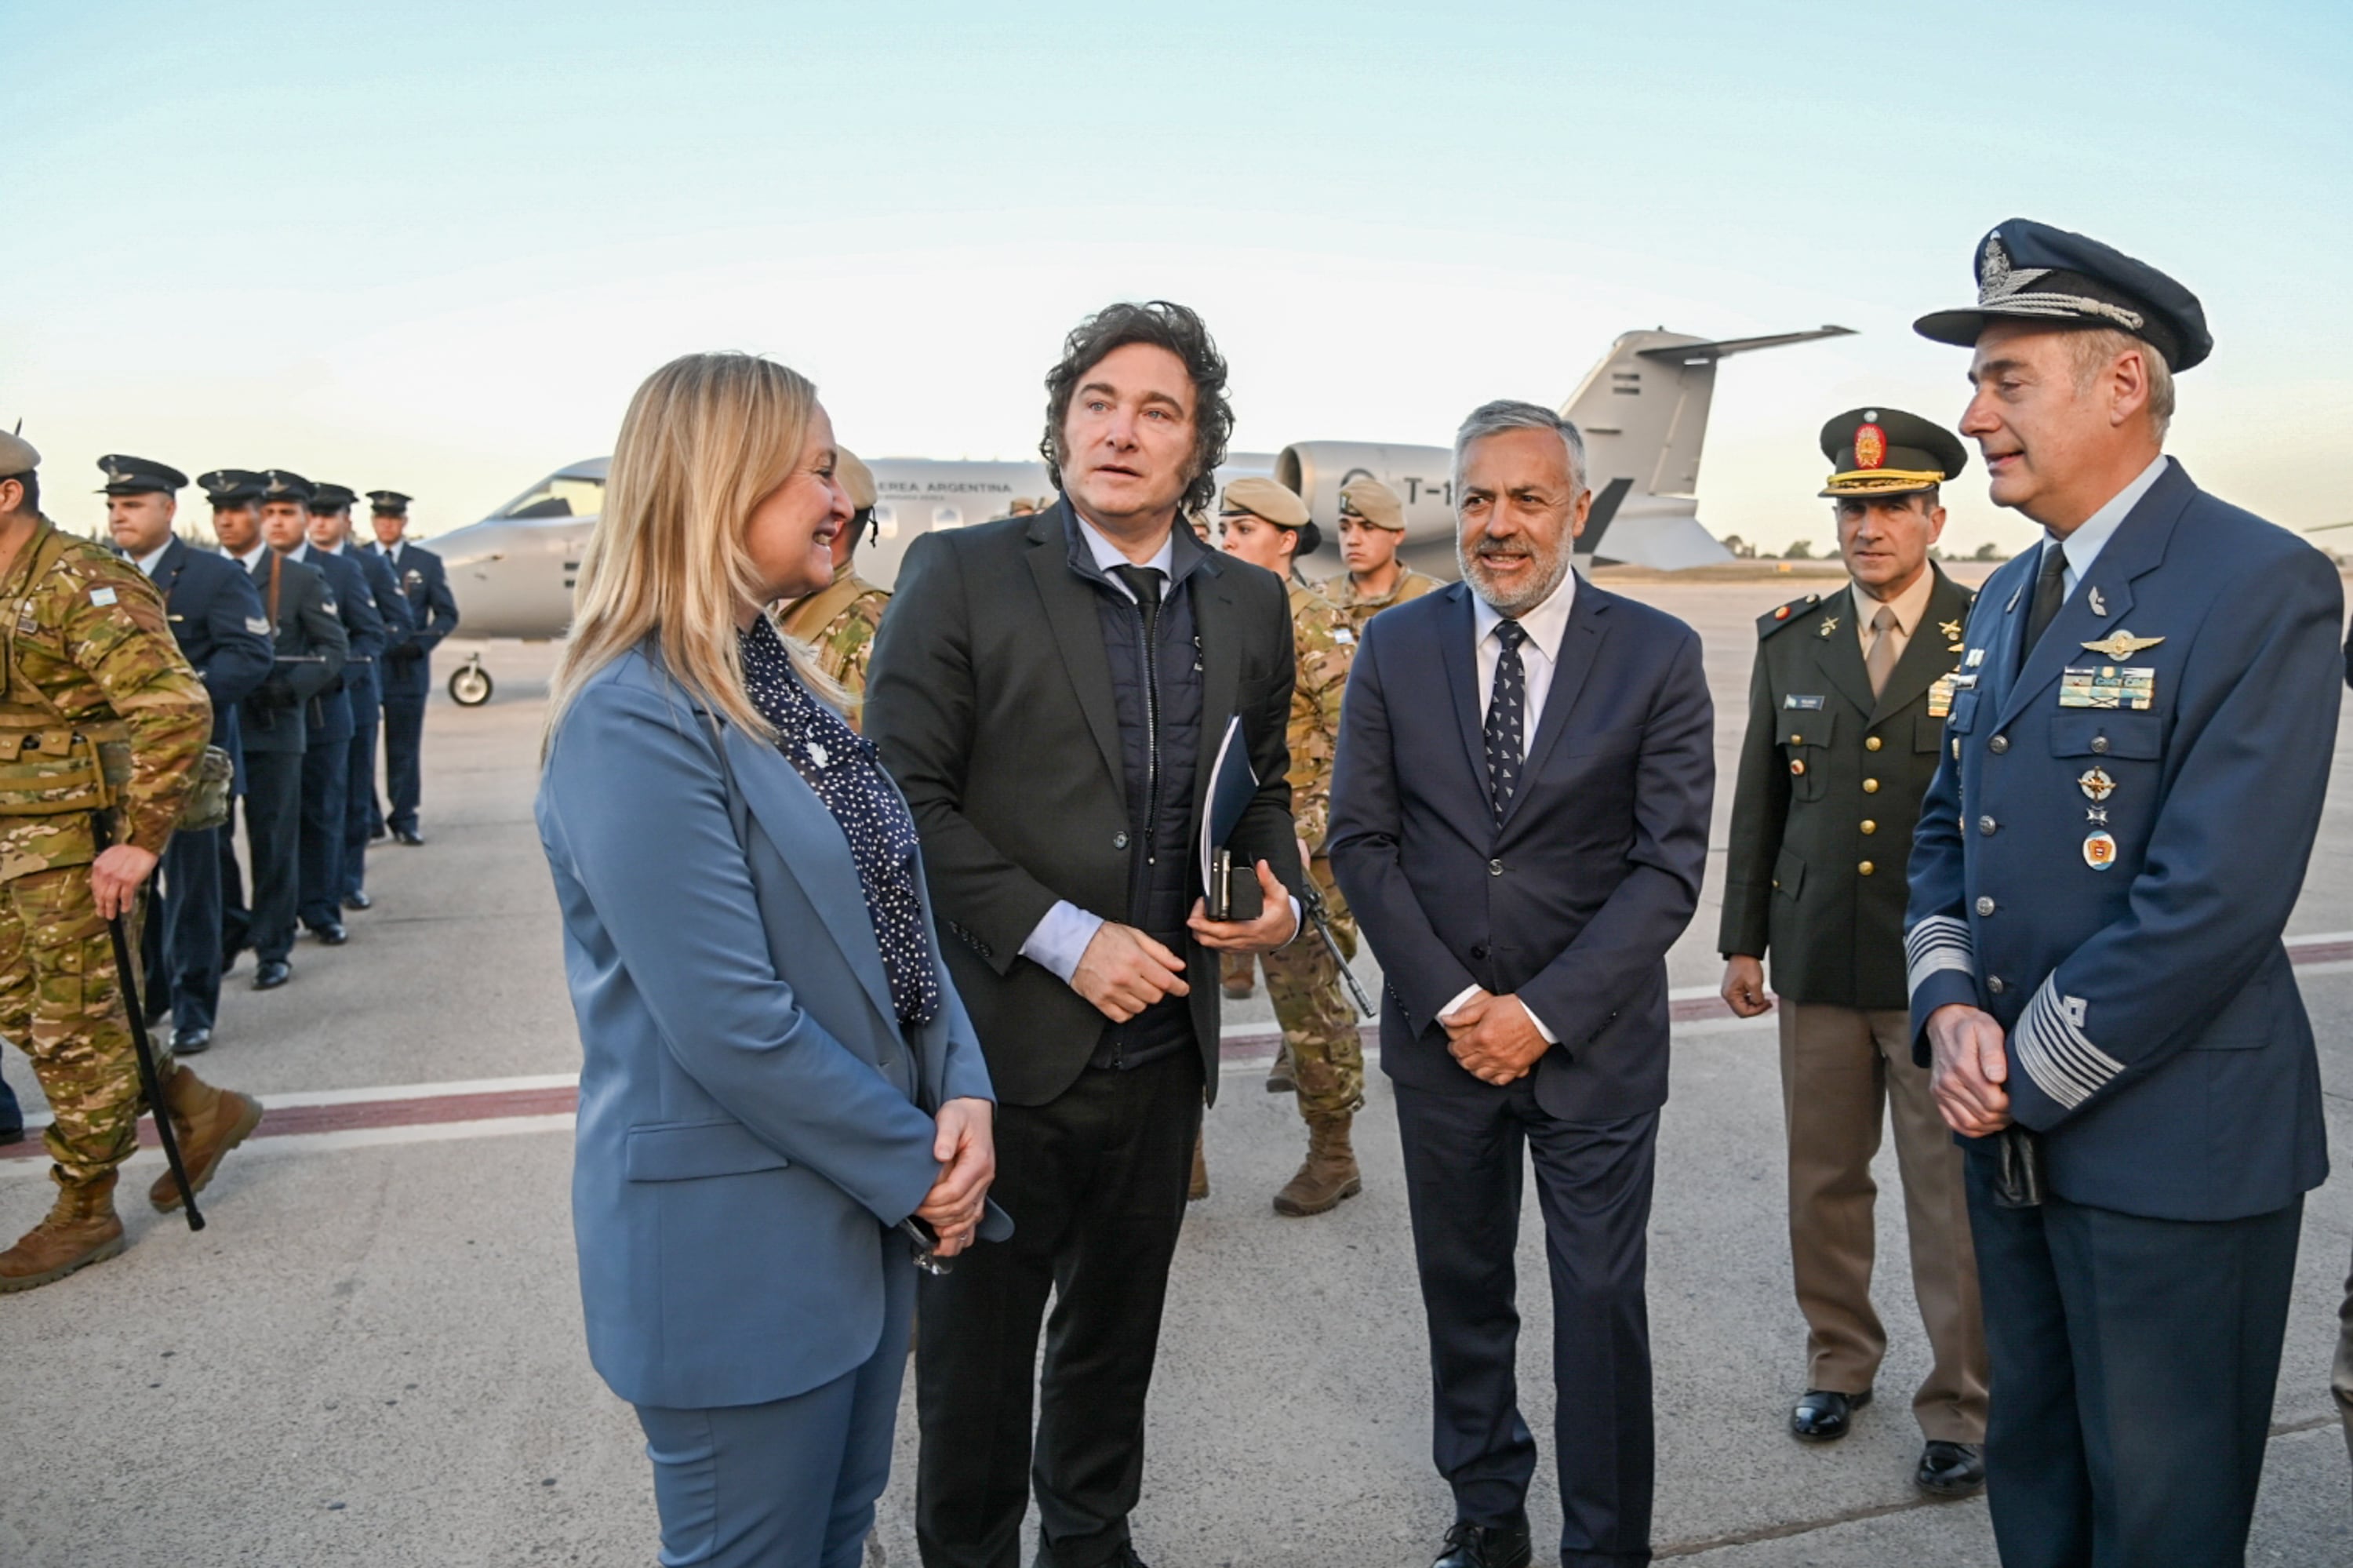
635, 1255, 915, 1567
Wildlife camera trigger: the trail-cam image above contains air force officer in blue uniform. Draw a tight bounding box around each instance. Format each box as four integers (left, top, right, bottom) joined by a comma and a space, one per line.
1904, 220, 2344, 1567
100, 456, 272, 1053
366, 490, 460, 846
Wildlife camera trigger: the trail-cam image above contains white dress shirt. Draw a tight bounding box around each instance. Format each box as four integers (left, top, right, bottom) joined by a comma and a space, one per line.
1018, 511, 1297, 984
1445, 567, 1583, 1044
133, 543, 170, 578
231, 541, 269, 569
2046, 453, 2168, 598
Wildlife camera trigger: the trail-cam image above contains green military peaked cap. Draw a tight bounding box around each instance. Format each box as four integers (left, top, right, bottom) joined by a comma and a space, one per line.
1818, 407, 1967, 499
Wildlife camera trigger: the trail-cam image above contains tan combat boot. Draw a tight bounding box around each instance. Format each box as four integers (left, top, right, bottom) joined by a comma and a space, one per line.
1264, 1042, 1296, 1095
0, 1170, 126, 1293
149, 1064, 265, 1213
1272, 1112, 1362, 1217
1187, 1126, 1209, 1202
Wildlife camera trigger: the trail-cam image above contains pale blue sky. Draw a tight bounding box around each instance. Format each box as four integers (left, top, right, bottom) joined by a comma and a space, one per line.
11, 1, 2349, 553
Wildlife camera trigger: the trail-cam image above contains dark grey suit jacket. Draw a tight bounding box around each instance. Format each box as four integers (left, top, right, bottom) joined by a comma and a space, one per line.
866, 500, 1304, 1107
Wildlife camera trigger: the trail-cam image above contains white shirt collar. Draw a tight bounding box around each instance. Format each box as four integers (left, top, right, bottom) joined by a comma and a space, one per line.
286, 541, 311, 563
1471, 563, 1579, 660
133, 541, 171, 577
322, 539, 346, 555
232, 541, 269, 569
2051, 453, 2168, 588
1074, 509, 1175, 596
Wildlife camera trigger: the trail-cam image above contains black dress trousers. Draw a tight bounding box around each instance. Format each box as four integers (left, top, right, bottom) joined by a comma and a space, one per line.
1393, 1074, 1659, 1567
242, 750, 305, 963
1963, 1144, 2303, 1568
915, 1047, 1202, 1568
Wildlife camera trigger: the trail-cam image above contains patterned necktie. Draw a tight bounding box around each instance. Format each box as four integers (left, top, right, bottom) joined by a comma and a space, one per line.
1865, 605, 1900, 698
1484, 620, 1528, 824
2022, 540, 2068, 659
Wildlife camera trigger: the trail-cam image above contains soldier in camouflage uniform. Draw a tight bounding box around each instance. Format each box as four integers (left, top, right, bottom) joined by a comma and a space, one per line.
1321, 476, 1443, 635
1217, 477, 1366, 1216
777, 447, 889, 726
0, 431, 264, 1293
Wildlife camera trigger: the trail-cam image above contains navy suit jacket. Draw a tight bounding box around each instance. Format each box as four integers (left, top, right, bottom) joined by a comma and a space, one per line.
370, 542, 460, 700
1905, 460, 2342, 1221
1328, 577, 1715, 1123
341, 544, 413, 719
539, 647, 1000, 1410
150, 537, 273, 756
292, 544, 384, 744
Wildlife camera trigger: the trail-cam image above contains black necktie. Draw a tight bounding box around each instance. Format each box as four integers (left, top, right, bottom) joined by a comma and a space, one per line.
1485, 620, 1528, 824
1110, 562, 1162, 610
2022, 540, 2068, 658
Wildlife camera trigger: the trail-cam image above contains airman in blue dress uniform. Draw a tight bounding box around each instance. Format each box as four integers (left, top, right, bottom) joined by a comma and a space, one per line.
365, 490, 459, 846
1904, 219, 2344, 1567
303, 482, 411, 911
100, 455, 271, 1053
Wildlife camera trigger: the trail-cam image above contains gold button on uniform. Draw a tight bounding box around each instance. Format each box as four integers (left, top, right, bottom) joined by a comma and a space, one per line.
1860, 819, 1877, 835
1862, 778, 1880, 794
1858, 860, 1875, 876
1865, 736, 1882, 751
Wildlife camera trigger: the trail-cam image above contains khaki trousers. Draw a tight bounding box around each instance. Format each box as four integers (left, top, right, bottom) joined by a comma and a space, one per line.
1779, 1001, 1988, 1442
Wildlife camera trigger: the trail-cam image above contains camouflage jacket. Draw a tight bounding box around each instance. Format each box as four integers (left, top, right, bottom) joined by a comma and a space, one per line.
0, 516, 210, 881
1322, 566, 1445, 641
1286, 580, 1357, 854
779, 566, 890, 727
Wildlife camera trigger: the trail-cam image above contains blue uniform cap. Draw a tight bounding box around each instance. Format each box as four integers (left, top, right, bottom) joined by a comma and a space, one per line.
308, 482, 359, 513
96, 453, 187, 495
198, 468, 269, 505
260, 469, 315, 506
1915, 218, 2211, 371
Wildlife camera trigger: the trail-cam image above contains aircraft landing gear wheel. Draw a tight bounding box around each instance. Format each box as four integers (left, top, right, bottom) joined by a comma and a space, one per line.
448, 658, 493, 708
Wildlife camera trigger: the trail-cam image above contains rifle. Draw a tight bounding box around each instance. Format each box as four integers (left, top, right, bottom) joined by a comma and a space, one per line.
96, 809, 205, 1230
1301, 878, 1375, 1019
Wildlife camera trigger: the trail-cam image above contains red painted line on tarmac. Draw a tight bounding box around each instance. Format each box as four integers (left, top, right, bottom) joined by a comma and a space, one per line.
5, 937, 2344, 1159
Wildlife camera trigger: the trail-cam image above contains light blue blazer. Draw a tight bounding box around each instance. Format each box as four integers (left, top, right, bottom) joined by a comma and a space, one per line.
537, 646, 999, 1411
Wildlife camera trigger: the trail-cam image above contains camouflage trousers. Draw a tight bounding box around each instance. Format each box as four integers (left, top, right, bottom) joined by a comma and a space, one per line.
1259, 860, 1364, 1119
0, 866, 164, 1185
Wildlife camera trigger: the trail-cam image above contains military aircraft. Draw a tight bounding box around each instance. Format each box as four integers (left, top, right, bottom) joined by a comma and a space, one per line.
428, 323, 1849, 704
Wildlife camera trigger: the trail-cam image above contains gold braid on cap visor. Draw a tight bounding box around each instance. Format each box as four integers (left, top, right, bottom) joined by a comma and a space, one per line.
1824, 468, 1947, 493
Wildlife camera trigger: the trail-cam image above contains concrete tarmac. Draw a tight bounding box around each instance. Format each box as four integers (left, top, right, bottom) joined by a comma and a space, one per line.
5, 571, 2351, 1566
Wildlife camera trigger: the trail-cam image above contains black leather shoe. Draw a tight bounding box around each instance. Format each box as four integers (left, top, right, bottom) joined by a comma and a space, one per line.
394, 828, 424, 846
1030, 1543, 1151, 1568
0, 1122, 24, 1147
253, 959, 292, 990
1916, 1439, 1985, 1496
170, 1027, 212, 1056
311, 921, 349, 946
1431, 1517, 1532, 1568
369, 824, 387, 841
343, 890, 373, 911
1791, 1388, 1871, 1442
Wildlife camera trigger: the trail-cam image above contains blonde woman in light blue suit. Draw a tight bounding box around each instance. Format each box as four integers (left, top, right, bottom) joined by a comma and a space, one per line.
538, 352, 1002, 1568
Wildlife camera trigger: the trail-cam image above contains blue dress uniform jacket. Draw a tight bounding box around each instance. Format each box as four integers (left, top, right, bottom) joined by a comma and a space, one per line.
149, 537, 274, 755
1904, 460, 2343, 1221
538, 649, 1000, 1411
371, 542, 459, 700
297, 544, 384, 744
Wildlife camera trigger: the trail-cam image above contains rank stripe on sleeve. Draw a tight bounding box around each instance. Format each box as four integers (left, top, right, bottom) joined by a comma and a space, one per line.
1904, 915, 1975, 995
2013, 977, 2124, 1110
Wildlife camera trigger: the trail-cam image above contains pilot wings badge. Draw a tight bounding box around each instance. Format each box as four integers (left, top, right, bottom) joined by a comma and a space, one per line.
2079, 629, 2165, 660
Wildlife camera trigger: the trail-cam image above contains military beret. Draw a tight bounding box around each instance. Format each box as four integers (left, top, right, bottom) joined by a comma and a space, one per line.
1338, 478, 1407, 531
1818, 408, 1966, 498
308, 482, 359, 513
96, 453, 187, 496
1915, 218, 2211, 372
260, 470, 315, 506
0, 426, 38, 478
366, 489, 412, 516
1220, 476, 1310, 529
835, 448, 877, 511
200, 469, 270, 505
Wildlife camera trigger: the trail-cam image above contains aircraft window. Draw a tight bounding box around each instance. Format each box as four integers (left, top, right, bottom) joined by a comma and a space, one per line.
932, 505, 963, 529
498, 476, 606, 520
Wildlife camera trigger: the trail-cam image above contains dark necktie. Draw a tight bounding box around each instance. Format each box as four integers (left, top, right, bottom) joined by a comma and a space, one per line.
1485, 620, 1528, 824
1110, 562, 1162, 611
2022, 540, 2068, 658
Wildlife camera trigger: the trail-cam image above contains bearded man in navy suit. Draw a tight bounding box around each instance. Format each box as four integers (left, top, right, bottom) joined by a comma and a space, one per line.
1328, 401, 1715, 1568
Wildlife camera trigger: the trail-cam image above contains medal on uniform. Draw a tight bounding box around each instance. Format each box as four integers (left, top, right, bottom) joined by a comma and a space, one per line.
2080, 629, 2164, 660
1927, 672, 1956, 719
1966, 647, 1985, 668
1817, 616, 1838, 638
1939, 618, 1963, 643
2082, 831, 2118, 870
2078, 767, 2115, 802
2059, 664, 2156, 710
1788, 758, 1806, 776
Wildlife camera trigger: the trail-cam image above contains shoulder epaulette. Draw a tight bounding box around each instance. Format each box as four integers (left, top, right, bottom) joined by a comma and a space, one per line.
1757, 593, 1822, 638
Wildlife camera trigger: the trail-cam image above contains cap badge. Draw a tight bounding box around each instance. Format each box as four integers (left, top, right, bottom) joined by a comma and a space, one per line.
1979, 235, 2049, 304
1853, 424, 1887, 471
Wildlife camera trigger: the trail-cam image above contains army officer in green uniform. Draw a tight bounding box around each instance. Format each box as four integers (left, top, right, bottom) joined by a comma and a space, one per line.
1718, 409, 1988, 1496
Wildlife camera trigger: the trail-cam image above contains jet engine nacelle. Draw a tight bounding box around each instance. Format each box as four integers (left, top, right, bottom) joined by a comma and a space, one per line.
1275, 442, 1459, 548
